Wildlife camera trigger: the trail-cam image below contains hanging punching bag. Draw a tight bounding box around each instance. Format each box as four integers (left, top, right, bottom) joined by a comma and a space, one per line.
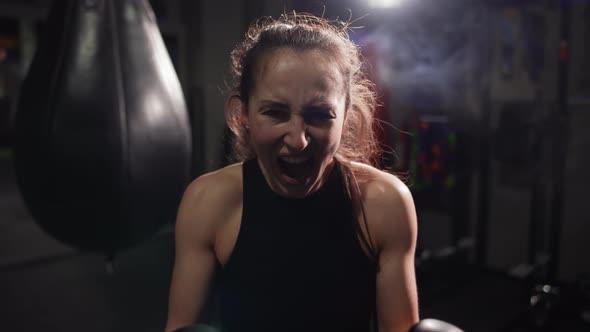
13, 0, 192, 253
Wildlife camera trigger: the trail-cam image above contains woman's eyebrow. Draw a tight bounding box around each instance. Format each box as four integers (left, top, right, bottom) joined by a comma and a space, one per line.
305, 95, 337, 107
304, 102, 335, 110
258, 100, 289, 109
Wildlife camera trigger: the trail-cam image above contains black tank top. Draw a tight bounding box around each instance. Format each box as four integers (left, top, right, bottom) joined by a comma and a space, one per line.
218, 159, 377, 332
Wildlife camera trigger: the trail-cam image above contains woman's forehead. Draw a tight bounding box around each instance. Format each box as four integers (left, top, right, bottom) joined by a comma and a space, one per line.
253, 48, 346, 95
257, 47, 339, 70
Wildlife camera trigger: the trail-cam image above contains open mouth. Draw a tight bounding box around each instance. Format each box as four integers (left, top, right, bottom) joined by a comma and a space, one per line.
277, 156, 315, 185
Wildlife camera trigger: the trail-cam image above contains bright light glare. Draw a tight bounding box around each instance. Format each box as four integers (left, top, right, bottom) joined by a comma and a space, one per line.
368, 0, 404, 8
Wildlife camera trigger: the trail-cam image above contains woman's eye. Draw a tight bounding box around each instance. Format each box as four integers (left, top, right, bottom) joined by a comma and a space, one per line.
311, 112, 333, 120
305, 111, 334, 123
263, 109, 289, 120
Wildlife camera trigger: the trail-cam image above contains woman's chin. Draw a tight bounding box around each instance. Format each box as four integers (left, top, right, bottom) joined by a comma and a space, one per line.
259, 158, 334, 198
275, 172, 314, 198
280, 172, 311, 186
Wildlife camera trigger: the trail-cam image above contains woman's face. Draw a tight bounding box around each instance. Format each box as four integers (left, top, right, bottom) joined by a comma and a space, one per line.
243, 47, 348, 198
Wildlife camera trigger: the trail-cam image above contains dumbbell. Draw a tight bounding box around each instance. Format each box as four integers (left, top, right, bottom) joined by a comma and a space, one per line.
410, 318, 465, 332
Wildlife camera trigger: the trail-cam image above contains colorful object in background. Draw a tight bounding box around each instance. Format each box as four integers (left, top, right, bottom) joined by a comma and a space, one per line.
0, 18, 20, 64
408, 114, 456, 211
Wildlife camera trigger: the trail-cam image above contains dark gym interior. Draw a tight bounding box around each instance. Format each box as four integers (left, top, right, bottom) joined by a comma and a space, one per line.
1, 0, 589, 331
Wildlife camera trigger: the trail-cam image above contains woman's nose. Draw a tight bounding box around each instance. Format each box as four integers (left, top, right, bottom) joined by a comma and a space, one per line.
283, 118, 310, 152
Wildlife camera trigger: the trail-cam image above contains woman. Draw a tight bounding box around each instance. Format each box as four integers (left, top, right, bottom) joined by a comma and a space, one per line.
165, 13, 419, 332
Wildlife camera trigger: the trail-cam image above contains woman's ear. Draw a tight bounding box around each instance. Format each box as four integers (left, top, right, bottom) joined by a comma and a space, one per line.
229, 95, 249, 127
239, 100, 249, 128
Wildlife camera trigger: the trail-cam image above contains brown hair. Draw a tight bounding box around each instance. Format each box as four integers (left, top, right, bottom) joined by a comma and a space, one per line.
225, 13, 381, 261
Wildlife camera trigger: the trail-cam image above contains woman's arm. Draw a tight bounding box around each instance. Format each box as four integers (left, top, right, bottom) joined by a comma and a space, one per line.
365, 173, 420, 332
165, 175, 224, 332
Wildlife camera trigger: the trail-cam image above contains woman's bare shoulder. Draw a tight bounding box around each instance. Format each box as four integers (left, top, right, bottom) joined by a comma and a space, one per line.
176, 163, 243, 239
183, 162, 243, 209
349, 162, 410, 200
350, 162, 417, 251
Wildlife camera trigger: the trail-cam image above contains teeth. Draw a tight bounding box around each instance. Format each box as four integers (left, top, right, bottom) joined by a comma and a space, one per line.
279, 156, 311, 164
